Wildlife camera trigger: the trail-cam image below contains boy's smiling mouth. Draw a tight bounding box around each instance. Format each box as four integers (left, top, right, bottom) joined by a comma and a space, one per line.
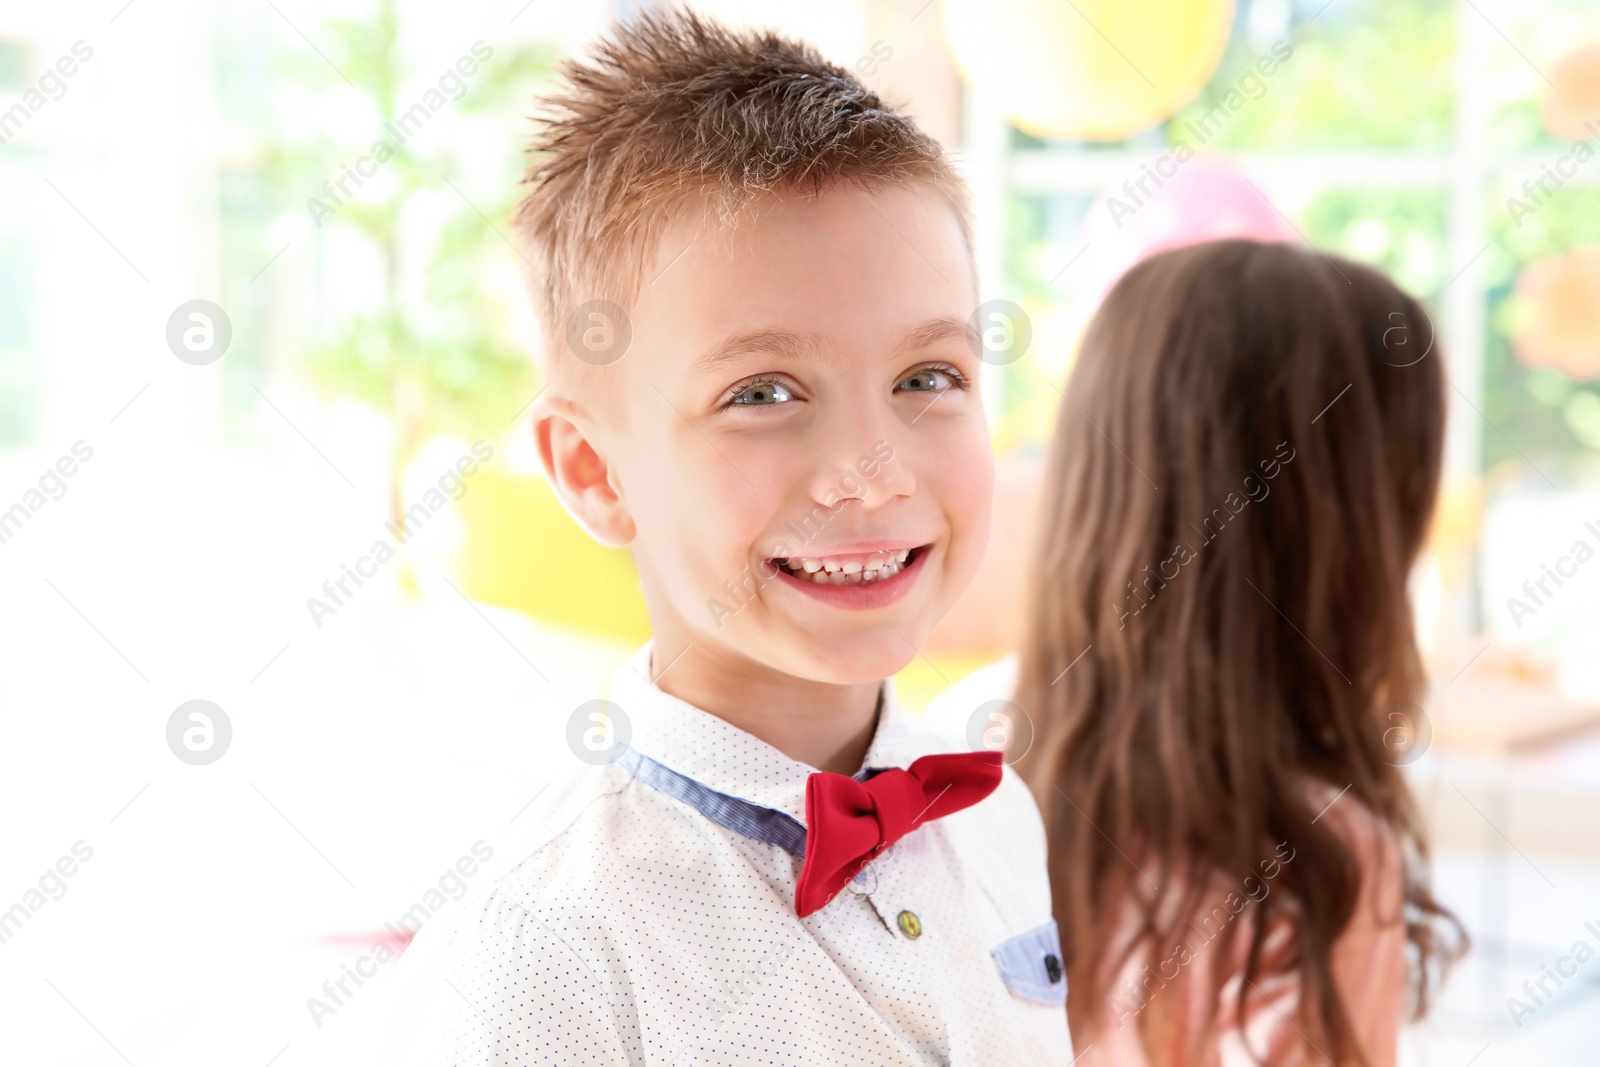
764, 544, 933, 609
772, 545, 919, 583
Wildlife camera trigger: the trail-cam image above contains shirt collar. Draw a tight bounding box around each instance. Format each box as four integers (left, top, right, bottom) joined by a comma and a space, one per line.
607, 641, 921, 829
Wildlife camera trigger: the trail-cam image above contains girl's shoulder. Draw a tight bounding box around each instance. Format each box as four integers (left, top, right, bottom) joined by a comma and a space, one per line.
1297, 778, 1406, 914
1086, 782, 1408, 1067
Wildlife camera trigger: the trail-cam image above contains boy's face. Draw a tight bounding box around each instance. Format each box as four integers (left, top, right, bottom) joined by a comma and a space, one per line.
593, 183, 992, 685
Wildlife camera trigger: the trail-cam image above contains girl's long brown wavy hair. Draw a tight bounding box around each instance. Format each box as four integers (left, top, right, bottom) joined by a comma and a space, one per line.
1014, 240, 1467, 1065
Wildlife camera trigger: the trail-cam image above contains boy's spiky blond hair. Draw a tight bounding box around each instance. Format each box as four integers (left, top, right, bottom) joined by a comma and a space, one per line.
512, 6, 973, 415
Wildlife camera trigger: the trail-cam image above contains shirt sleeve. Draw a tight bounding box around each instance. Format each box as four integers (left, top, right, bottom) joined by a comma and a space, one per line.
395, 888, 635, 1067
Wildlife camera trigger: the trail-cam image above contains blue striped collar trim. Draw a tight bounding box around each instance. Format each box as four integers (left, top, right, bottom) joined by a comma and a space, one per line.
610, 641, 917, 826
617, 747, 897, 863
618, 746, 808, 857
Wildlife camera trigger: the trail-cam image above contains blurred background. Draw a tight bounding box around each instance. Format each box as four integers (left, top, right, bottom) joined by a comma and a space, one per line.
2, 0, 1598, 1062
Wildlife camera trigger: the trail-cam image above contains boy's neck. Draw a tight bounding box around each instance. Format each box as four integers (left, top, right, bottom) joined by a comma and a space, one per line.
649, 644, 882, 776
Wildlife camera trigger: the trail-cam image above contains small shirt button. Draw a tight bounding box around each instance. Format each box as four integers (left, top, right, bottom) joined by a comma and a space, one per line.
1044, 953, 1063, 984
897, 909, 922, 939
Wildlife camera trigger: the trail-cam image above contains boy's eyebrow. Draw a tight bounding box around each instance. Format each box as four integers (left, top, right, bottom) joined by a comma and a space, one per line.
690, 328, 826, 376
690, 316, 978, 376
901, 315, 980, 354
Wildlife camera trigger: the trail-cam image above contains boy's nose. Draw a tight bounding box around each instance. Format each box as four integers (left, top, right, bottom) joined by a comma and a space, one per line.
807, 431, 914, 510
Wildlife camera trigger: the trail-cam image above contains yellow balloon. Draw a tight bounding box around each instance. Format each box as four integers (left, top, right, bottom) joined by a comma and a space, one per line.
452, 469, 652, 643
943, 0, 1237, 142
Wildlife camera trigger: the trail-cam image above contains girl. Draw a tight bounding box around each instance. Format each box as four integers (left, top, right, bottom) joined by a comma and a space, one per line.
1009, 239, 1467, 1064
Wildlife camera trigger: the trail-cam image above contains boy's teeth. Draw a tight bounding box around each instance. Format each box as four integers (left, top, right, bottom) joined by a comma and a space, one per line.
778, 549, 914, 584
801, 559, 904, 584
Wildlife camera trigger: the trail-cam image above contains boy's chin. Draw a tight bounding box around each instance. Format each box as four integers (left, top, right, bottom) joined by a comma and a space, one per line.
772, 635, 920, 687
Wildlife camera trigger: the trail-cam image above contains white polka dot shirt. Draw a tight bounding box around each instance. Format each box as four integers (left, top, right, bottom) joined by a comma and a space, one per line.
385, 643, 1072, 1065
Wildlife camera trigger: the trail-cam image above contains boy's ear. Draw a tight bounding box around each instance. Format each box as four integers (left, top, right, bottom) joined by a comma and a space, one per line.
531, 396, 635, 549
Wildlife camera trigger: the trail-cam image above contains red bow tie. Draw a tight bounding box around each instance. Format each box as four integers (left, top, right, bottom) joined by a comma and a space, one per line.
794, 749, 1004, 917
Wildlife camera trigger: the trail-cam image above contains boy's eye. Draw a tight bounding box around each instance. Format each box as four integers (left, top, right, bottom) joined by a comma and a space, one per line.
897, 366, 961, 393
729, 378, 793, 406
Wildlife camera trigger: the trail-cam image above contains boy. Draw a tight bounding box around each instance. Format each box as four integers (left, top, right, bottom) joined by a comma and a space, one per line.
392, 10, 1070, 1064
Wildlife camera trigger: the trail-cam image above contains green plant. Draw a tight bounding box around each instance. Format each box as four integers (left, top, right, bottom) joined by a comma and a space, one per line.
262, 0, 555, 529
